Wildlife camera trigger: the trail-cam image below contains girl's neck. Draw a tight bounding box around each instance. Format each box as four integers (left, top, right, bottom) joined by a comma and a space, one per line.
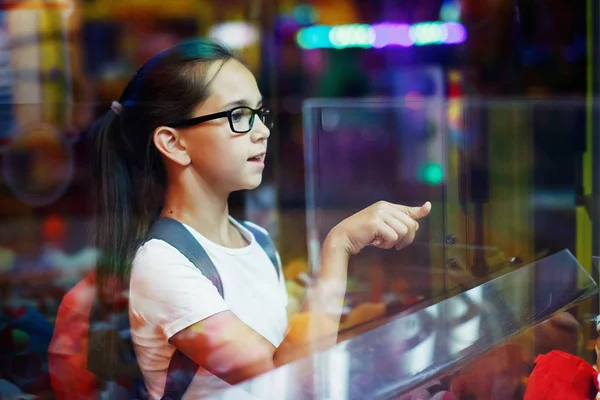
161, 179, 239, 247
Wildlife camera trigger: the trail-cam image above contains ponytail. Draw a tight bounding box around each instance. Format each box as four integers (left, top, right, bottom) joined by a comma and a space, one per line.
88, 106, 164, 388
90, 108, 161, 306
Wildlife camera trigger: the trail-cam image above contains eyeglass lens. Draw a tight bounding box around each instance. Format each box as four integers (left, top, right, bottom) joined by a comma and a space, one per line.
230, 107, 273, 133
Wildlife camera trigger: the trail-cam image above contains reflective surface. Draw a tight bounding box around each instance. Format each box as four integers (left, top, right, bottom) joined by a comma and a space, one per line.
302, 97, 592, 309
208, 250, 597, 399
303, 97, 447, 309
0, 1, 596, 399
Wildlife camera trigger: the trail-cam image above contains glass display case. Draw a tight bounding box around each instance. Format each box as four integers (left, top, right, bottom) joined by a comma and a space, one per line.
208, 250, 596, 399
301, 96, 594, 302
206, 97, 599, 399
303, 97, 448, 307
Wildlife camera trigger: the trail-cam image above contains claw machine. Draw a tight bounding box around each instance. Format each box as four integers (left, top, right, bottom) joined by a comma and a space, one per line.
206, 86, 599, 398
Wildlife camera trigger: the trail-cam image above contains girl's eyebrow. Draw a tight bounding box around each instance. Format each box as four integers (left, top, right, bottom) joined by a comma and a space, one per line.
223, 98, 263, 109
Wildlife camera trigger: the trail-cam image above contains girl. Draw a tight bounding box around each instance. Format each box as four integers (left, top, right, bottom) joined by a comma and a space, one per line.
90, 39, 431, 399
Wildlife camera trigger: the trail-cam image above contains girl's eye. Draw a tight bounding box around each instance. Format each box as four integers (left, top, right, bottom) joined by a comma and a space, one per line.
231, 108, 252, 122
231, 109, 247, 121
231, 110, 241, 121
230, 108, 255, 131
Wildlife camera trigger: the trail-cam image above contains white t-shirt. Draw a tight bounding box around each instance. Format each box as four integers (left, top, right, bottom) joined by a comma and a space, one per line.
129, 218, 288, 399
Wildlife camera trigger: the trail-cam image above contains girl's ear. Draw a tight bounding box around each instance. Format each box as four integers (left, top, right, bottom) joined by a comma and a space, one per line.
153, 126, 191, 167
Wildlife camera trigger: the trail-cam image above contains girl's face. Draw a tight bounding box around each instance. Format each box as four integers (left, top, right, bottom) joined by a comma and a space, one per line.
177, 59, 270, 194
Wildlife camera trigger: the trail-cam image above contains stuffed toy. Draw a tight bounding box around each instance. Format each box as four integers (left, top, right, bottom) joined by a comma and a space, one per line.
524, 350, 600, 400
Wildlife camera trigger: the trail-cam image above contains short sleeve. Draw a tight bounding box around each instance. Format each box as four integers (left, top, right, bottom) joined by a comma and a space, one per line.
130, 240, 229, 339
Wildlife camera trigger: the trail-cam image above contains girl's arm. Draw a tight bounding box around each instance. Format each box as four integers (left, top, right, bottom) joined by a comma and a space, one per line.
171, 201, 431, 385
169, 234, 347, 385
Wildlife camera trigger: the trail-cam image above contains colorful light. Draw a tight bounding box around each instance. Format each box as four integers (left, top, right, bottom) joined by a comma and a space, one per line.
293, 4, 319, 25
405, 91, 425, 111
296, 21, 466, 50
297, 25, 332, 49
329, 24, 375, 49
420, 163, 445, 185
440, 0, 461, 22
444, 22, 467, 44
373, 23, 412, 48
208, 22, 260, 50
410, 22, 448, 46
447, 70, 465, 146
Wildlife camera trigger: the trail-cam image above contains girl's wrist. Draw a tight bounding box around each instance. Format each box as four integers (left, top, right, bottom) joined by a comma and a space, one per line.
316, 228, 350, 306
323, 226, 351, 259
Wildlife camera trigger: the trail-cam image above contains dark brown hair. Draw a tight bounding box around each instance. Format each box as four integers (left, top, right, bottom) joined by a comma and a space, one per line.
90, 39, 236, 299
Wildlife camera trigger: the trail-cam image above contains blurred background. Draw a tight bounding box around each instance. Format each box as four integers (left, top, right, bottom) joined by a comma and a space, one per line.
0, 0, 598, 399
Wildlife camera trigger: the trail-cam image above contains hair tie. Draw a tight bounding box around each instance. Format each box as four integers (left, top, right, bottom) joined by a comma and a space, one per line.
110, 101, 123, 116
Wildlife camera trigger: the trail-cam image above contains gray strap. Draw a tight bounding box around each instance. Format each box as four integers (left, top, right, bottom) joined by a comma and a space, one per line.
147, 217, 221, 400
239, 220, 281, 280
147, 217, 224, 297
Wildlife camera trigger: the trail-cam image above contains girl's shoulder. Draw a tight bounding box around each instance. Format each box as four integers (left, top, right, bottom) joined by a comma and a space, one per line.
132, 239, 197, 275
129, 238, 225, 303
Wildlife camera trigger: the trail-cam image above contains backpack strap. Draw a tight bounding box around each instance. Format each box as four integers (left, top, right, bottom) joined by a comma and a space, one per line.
148, 217, 224, 297
239, 220, 281, 281
147, 217, 224, 400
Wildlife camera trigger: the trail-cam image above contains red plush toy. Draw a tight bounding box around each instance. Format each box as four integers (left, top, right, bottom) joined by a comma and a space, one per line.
524, 350, 600, 400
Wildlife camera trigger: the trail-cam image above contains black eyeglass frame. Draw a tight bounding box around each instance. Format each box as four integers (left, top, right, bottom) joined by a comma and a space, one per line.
166, 105, 273, 133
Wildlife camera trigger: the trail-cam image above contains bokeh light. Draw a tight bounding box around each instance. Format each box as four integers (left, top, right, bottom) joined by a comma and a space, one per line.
296, 21, 466, 50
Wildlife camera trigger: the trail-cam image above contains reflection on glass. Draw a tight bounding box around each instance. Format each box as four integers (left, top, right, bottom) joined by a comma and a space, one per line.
447, 286, 482, 355
209, 250, 597, 399
385, 310, 437, 378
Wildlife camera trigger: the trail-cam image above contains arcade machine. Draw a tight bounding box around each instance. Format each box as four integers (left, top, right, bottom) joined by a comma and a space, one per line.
204, 88, 599, 400
206, 1, 600, 397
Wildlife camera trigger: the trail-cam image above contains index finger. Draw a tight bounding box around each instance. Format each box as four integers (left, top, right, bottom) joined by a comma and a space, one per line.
396, 201, 432, 219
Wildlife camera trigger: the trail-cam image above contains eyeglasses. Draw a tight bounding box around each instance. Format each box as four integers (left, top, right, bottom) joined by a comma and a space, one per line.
167, 106, 273, 134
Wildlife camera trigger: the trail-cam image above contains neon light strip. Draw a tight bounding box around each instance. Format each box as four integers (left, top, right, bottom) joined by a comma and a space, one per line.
296, 21, 466, 50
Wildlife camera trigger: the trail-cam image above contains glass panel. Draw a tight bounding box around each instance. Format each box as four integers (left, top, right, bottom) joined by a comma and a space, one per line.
208, 250, 597, 399
303, 97, 448, 308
